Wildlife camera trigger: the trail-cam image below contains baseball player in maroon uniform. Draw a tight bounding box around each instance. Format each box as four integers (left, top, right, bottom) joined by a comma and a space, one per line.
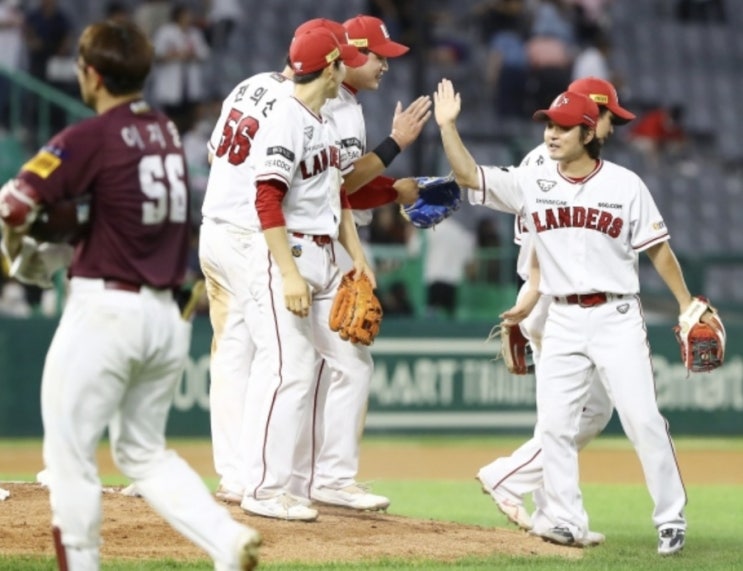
0, 20, 260, 570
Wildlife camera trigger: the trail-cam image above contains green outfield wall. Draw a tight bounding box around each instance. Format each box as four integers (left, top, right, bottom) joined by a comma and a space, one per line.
1, 316, 741, 437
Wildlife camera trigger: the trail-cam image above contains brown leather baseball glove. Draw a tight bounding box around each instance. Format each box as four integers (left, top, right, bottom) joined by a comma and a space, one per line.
674, 296, 725, 372
487, 321, 535, 375
329, 270, 383, 345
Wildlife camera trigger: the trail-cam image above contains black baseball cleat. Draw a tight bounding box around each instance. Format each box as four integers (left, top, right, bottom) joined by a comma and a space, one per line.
658, 528, 685, 555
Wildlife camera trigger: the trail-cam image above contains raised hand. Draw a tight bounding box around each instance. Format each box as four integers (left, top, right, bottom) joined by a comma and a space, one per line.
389, 95, 432, 150
434, 79, 461, 127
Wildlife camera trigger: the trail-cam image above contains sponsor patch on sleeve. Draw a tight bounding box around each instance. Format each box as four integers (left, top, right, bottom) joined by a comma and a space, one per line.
268, 146, 295, 162
21, 150, 62, 179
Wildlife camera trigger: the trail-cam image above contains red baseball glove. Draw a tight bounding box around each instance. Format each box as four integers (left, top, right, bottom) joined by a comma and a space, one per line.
488, 321, 535, 375
674, 296, 726, 373
329, 270, 383, 345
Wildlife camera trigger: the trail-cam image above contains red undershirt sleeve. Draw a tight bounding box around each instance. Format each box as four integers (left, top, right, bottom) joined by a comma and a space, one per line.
255, 179, 288, 230
347, 175, 398, 210
340, 188, 351, 209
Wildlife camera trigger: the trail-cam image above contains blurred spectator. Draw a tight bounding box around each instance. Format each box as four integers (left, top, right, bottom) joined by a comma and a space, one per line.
105, 1, 131, 24
182, 98, 221, 224
525, 0, 576, 110
151, 3, 211, 133
0, 280, 32, 317
473, 216, 502, 283
22, 0, 74, 139
0, 0, 23, 129
626, 104, 688, 164
204, 0, 241, 51
367, 0, 416, 48
22, 0, 72, 81
379, 280, 415, 316
474, 0, 531, 117
424, 217, 475, 317
134, 0, 170, 39
368, 204, 412, 245
571, 28, 611, 81
676, 0, 726, 23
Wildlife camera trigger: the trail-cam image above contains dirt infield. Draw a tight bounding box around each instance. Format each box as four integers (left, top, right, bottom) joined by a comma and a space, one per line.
0, 441, 740, 565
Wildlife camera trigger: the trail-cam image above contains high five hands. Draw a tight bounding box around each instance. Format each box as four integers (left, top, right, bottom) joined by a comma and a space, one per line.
434, 79, 462, 127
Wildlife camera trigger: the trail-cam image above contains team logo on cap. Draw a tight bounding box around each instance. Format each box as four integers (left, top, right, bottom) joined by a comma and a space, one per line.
552, 94, 570, 108
589, 93, 609, 104
537, 179, 557, 192
380, 23, 390, 39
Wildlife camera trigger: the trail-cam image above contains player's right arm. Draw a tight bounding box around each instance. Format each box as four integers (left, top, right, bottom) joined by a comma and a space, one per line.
434, 79, 479, 189
0, 178, 42, 260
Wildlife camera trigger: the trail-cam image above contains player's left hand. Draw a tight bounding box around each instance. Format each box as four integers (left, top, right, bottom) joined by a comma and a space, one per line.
390, 96, 432, 150
500, 288, 540, 325
352, 258, 376, 289
392, 178, 419, 205
434, 79, 462, 127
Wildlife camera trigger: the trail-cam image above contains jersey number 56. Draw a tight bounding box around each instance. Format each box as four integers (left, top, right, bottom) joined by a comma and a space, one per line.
215, 108, 260, 165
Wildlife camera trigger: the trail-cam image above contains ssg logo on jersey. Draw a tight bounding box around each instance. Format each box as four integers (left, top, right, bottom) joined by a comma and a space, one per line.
299, 146, 341, 179
532, 206, 624, 238
537, 179, 557, 192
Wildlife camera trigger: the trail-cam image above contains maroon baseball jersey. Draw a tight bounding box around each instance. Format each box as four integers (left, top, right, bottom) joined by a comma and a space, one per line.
18, 100, 190, 289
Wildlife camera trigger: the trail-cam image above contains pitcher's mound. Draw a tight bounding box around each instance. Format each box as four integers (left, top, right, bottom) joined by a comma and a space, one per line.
0, 483, 580, 564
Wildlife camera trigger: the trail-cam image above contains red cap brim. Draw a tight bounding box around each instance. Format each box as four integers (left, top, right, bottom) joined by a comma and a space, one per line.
607, 103, 636, 124
371, 40, 409, 58
533, 109, 594, 128
340, 44, 368, 68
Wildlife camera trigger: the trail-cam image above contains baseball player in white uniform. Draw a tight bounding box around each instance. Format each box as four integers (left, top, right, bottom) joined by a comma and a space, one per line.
290, 14, 431, 510
476, 78, 635, 534
200, 17, 428, 510
200, 67, 296, 504
234, 27, 377, 522
435, 79, 692, 555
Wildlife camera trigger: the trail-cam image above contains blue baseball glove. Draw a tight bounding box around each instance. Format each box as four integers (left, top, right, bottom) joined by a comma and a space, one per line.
400, 174, 462, 228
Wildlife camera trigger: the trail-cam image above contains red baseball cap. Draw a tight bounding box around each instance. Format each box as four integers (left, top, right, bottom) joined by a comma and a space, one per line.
289, 28, 364, 75
568, 77, 636, 124
294, 18, 367, 67
343, 15, 409, 58
533, 91, 599, 128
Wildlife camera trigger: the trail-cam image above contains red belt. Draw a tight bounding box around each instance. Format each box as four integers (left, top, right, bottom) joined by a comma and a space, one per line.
292, 232, 332, 246
104, 279, 141, 292
554, 292, 625, 307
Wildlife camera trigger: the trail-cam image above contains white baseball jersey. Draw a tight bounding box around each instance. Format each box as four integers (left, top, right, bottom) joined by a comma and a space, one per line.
513, 143, 550, 280
202, 71, 293, 231
469, 159, 670, 296
250, 96, 343, 237
323, 84, 373, 226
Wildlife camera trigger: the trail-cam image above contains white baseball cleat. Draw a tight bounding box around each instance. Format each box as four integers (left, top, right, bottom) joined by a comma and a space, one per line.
241, 492, 318, 521
657, 527, 685, 555
215, 485, 243, 505
311, 483, 390, 511
120, 483, 142, 497
36, 469, 50, 488
0, 487, 9, 501
476, 471, 532, 531
531, 526, 605, 547
214, 527, 262, 571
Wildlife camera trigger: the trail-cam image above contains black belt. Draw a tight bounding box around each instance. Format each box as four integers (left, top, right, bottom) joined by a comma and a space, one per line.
104, 279, 142, 292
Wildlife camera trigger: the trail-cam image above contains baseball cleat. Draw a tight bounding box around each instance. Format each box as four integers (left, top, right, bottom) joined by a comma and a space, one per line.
310, 484, 390, 511
476, 472, 532, 531
235, 527, 262, 571
215, 485, 243, 505
241, 492, 318, 521
658, 527, 685, 555
120, 483, 142, 497
531, 526, 605, 548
